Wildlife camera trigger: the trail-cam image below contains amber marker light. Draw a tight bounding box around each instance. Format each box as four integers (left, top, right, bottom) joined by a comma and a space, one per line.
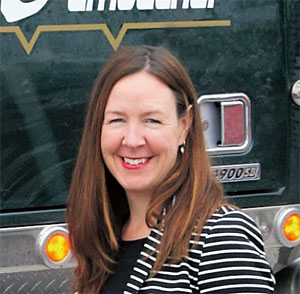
283, 213, 300, 242
275, 207, 300, 247
46, 232, 70, 262
37, 226, 72, 268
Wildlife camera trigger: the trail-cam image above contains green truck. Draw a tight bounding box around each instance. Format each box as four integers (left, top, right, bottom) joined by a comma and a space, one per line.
1, 0, 299, 293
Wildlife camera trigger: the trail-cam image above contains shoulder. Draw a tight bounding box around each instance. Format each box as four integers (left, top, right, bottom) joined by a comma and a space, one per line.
202, 205, 265, 251
196, 206, 276, 293
207, 205, 259, 227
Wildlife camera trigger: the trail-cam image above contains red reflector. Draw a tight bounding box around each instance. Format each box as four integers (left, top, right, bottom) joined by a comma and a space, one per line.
221, 102, 245, 145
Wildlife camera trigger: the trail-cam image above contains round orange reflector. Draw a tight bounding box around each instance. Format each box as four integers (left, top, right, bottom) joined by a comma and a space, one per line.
45, 233, 70, 262
283, 213, 300, 242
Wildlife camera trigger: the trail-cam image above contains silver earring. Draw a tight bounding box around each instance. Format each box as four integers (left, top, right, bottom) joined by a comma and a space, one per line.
162, 207, 167, 216
180, 141, 186, 154
172, 195, 176, 207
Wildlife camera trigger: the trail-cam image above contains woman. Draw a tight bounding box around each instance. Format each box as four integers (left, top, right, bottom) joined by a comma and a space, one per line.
67, 46, 275, 294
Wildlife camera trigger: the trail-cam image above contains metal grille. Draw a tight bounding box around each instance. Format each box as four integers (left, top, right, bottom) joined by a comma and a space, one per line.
1, 268, 74, 294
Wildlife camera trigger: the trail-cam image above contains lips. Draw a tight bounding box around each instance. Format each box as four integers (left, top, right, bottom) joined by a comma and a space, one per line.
121, 156, 152, 169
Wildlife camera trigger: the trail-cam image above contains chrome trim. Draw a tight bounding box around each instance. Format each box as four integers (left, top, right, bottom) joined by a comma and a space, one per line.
291, 80, 300, 106
274, 207, 300, 248
0, 223, 66, 233
36, 226, 72, 269
198, 93, 251, 155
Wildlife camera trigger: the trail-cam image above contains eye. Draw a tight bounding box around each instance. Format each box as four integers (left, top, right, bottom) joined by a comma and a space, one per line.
109, 118, 125, 123
145, 118, 161, 124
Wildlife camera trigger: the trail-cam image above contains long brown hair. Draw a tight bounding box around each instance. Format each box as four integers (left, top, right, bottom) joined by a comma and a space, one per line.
67, 46, 225, 293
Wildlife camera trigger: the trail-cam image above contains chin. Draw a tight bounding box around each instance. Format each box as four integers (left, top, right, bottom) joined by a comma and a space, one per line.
123, 184, 153, 195
120, 178, 153, 191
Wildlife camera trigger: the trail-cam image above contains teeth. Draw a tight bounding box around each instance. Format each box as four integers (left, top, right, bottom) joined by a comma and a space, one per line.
123, 157, 148, 165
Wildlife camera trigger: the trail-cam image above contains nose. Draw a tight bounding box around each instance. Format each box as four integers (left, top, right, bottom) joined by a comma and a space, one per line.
122, 123, 146, 148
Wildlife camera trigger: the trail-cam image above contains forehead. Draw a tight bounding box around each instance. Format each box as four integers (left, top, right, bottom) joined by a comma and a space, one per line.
105, 72, 177, 113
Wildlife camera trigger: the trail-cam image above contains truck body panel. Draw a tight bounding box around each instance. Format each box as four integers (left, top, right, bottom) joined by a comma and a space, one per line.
1, 0, 299, 293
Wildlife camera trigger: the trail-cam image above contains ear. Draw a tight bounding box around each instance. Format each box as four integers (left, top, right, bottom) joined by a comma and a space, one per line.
178, 105, 193, 145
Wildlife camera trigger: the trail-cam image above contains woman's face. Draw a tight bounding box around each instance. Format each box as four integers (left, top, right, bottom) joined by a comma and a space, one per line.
101, 71, 188, 197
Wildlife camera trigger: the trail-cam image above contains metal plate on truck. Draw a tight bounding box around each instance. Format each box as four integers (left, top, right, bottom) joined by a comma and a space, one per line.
212, 163, 261, 183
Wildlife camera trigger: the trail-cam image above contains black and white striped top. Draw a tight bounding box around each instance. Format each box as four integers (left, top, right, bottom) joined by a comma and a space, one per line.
121, 206, 275, 294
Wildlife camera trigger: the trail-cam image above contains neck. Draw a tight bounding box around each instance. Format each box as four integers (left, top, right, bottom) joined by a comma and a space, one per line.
122, 191, 152, 241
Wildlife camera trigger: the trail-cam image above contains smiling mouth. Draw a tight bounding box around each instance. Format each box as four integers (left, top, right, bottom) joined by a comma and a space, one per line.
122, 157, 152, 166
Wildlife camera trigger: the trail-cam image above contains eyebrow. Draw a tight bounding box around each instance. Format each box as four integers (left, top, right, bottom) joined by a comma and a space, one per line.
104, 110, 124, 116
142, 110, 165, 116
104, 110, 165, 116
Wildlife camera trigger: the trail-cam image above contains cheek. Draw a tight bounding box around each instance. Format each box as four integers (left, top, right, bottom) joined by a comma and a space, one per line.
151, 132, 180, 157
101, 128, 120, 157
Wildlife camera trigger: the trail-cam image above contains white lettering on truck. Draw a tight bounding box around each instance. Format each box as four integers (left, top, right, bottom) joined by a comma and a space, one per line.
1, 0, 49, 23
68, 0, 215, 11
1, 0, 215, 23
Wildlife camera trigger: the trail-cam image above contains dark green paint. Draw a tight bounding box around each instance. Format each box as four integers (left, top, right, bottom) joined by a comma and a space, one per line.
0, 0, 299, 227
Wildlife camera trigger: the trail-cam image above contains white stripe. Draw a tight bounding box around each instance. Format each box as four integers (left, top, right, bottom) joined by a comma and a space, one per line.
188, 248, 202, 255
189, 239, 205, 245
204, 240, 257, 248
185, 255, 200, 263
127, 282, 139, 290
145, 277, 190, 284
190, 284, 199, 290
140, 251, 156, 261
163, 261, 199, 273
199, 265, 272, 276
206, 218, 219, 223
199, 257, 270, 267
130, 274, 143, 283
157, 271, 198, 281
140, 285, 192, 292
198, 274, 274, 285
156, 270, 198, 281
211, 213, 224, 217
151, 228, 163, 236
202, 225, 212, 230
156, 269, 190, 276
225, 293, 269, 294
130, 275, 144, 283
205, 232, 252, 241
201, 283, 274, 293
148, 235, 161, 244
133, 266, 148, 276
144, 243, 158, 252
201, 248, 262, 258
137, 259, 152, 269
